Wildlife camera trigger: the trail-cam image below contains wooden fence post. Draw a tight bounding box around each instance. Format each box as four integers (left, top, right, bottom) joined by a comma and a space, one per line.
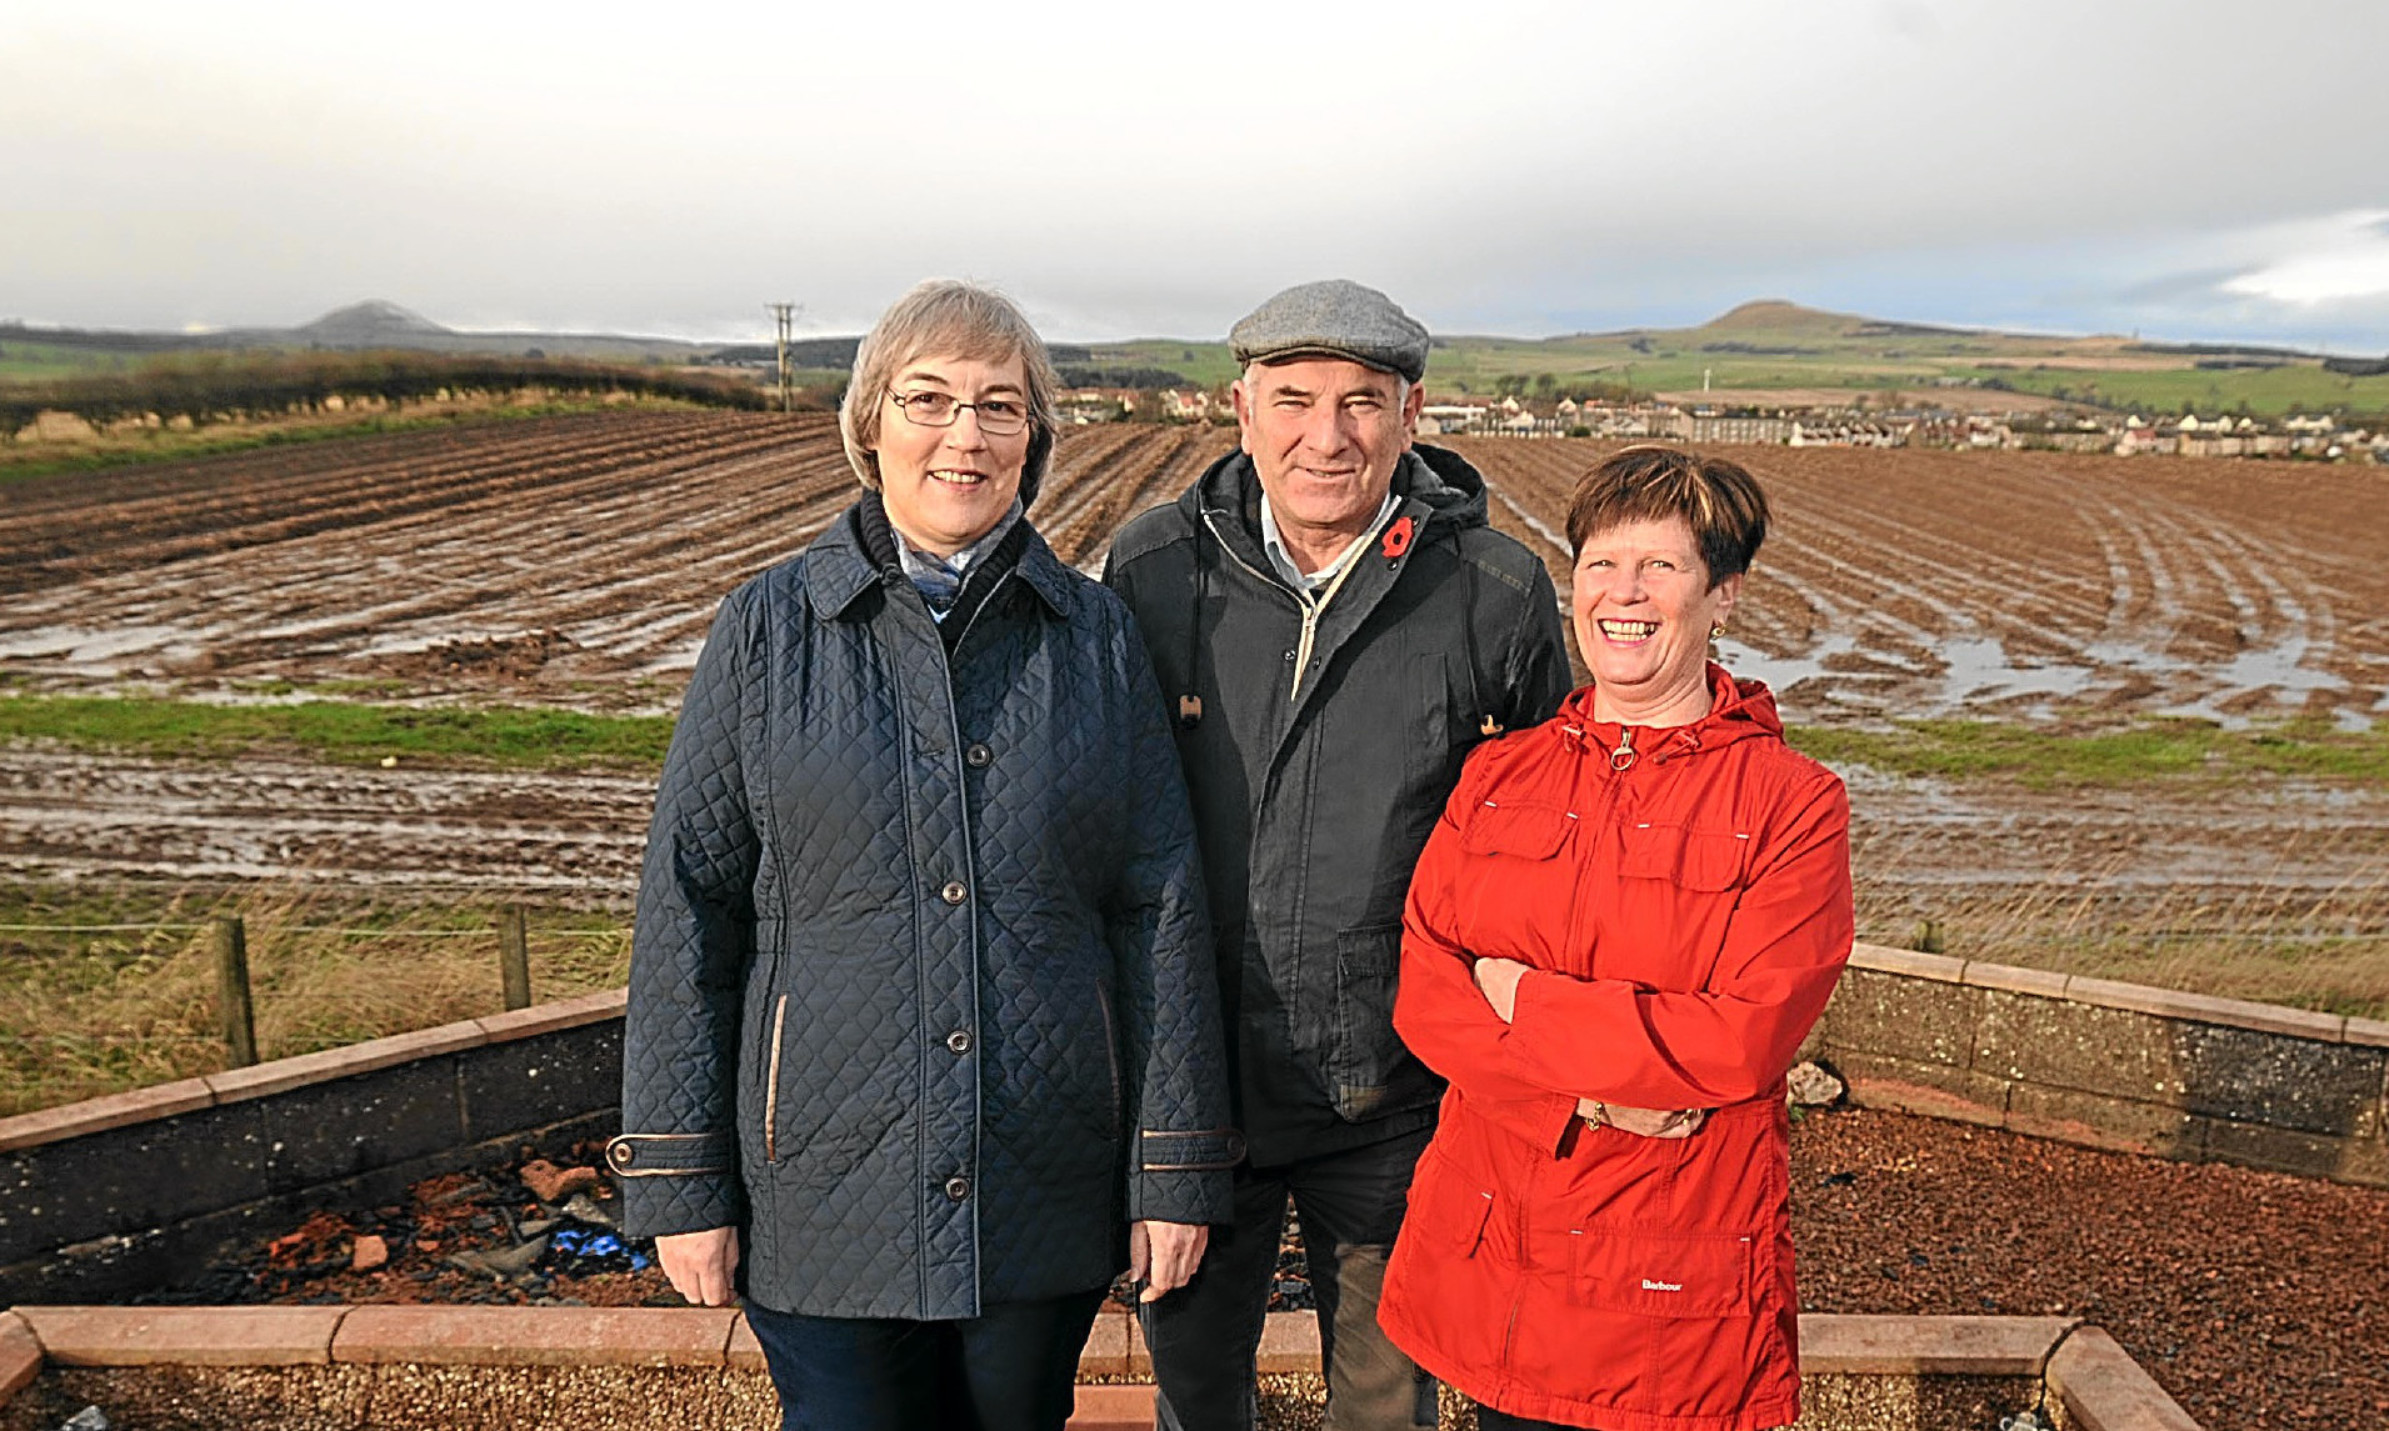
499, 904, 532, 1011
213, 917, 258, 1068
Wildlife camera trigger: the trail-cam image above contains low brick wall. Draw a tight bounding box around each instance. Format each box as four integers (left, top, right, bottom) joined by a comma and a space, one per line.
0, 1307, 2200, 1431
1807, 943, 2389, 1186
0, 991, 625, 1306
5, 944, 2381, 1306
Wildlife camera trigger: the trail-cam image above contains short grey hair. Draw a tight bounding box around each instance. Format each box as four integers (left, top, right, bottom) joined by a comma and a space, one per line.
839, 280, 1060, 507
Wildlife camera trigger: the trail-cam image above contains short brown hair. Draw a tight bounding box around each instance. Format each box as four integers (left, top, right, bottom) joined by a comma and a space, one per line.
1565, 445, 1770, 586
838, 280, 1060, 507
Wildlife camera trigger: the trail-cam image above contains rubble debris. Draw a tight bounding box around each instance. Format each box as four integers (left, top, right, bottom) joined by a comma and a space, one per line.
518, 1158, 603, 1204
350, 1234, 389, 1272
1786, 1060, 1846, 1107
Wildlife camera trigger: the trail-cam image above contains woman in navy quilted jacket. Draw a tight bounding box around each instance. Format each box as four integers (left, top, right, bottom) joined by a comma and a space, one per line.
609, 281, 1240, 1431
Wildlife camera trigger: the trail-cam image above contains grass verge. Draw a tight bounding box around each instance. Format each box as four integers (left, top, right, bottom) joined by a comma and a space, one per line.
0, 694, 673, 770
1788, 716, 2389, 787
13, 694, 2385, 786
0, 882, 629, 1118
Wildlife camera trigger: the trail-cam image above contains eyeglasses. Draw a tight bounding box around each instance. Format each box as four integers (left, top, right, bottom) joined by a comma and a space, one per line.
886, 389, 1031, 437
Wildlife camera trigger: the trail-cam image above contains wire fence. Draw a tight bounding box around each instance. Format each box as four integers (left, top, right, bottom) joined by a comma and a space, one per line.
0, 905, 613, 1074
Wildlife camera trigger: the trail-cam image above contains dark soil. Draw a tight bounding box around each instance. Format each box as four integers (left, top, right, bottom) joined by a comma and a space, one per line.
169, 1112, 2387, 1430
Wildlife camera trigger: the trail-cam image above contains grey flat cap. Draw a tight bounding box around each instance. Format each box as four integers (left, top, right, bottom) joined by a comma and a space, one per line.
1230, 279, 1430, 383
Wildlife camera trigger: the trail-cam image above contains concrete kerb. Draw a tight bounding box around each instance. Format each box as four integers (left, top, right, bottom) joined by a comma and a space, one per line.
0, 1307, 2207, 1427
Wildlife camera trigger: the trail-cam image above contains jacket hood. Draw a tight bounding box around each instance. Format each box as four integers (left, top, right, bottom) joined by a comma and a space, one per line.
1561, 663, 1783, 762
1179, 441, 1490, 533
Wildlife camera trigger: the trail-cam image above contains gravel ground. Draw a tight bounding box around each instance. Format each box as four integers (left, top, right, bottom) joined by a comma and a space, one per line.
1789, 1107, 2389, 1431
159, 1112, 2388, 1431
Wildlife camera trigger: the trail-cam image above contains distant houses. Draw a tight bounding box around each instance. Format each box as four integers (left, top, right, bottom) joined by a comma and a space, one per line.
1402, 394, 2380, 463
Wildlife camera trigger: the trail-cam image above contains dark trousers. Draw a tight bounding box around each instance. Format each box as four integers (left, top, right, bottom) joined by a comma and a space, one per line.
1140, 1124, 1437, 1431
1474, 1408, 1576, 1431
743, 1288, 1107, 1431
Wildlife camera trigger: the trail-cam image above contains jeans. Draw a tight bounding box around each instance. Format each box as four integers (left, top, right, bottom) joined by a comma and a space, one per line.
743, 1287, 1108, 1431
1141, 1124, 1437, 1431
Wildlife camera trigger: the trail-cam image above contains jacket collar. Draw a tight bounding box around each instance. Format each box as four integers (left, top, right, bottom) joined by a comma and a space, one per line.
806, 498, 1073, 623
1560, 664, 1783, 763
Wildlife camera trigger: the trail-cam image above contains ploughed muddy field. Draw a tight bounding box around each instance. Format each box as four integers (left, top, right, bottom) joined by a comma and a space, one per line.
6, 414, 2386, 725
4, 413, 2385, 996
132, 1107, 2389, 1431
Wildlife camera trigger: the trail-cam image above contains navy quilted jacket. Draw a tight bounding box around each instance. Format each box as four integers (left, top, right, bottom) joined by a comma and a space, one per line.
610, 500, 1239, 1320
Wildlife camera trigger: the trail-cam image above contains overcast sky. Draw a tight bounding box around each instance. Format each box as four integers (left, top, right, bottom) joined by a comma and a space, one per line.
7, 1, 2387, 350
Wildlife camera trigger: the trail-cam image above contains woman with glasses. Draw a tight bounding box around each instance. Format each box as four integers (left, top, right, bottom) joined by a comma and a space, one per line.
611, 280, 1239, 1431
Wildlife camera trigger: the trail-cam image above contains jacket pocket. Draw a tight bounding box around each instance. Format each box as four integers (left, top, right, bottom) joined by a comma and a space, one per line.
1415, 1147, 1497, 1258
1461, 799, 1574, 860
1567, 1225, 1756, 1317
762, 993, 788, 1164
1617, 822, 1751, 891
1329, 921, 1426, 1120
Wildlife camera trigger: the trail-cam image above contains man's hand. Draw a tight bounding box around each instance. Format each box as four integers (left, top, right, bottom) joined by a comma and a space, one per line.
1128, 1220, 1210, 1303
1578, 1097, 1709, 1139
1472, 956, 1531, 1022
655, 1225, 741, 1306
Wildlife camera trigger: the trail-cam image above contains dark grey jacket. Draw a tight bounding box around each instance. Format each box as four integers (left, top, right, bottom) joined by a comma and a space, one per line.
612, 499, 1238, 1320
1104, 445, 1571, 1164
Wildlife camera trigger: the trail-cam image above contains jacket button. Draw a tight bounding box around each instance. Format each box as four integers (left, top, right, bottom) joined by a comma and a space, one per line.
609, 1142, 636, 1169
1282, 649, 1296, 663
940, 880, 967, 906
944, 1177, 971, 1202
945, 1029, 974, 1055
965, 742, 993, 768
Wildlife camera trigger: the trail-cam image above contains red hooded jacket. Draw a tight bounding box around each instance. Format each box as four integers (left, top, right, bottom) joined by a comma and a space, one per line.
1378, 670, 1853, 1431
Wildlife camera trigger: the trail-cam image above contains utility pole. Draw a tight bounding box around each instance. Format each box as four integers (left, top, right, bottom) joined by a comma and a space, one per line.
768, 302, 800, 413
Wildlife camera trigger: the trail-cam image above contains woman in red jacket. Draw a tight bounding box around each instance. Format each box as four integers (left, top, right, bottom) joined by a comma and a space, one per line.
1377, 446, 1854, 1431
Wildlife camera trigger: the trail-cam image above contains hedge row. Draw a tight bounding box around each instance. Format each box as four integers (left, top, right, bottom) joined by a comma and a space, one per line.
1, 351, 767, 435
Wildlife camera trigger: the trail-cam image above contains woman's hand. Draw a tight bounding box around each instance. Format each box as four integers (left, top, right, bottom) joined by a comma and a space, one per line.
1472, 956, 1531, 1022
1578, 1097, 1710, 1139
655, 1225, 741, 1306
1129, 1220, 1210, 1303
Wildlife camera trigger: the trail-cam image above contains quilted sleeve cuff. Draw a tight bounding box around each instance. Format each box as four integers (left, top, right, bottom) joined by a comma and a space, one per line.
607, 1130, 735, 1177
1136, 1127, 1244, 1173
611, 1131, 743, 1240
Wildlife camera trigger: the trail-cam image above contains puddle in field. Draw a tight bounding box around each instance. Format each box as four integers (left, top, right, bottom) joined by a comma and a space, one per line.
1715, 634, 1860, 698
1726, 623, 2366, 727
1933, 635, 2094, 707
0, 623, 207, 674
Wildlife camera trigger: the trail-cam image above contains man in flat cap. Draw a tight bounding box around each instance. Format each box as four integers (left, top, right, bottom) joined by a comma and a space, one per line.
1105, 280, 1570, 1430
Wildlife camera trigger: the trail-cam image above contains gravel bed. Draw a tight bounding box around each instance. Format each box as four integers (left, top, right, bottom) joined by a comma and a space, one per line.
144, 1112, 2387, 1430
1789, 1106, 2389, 1430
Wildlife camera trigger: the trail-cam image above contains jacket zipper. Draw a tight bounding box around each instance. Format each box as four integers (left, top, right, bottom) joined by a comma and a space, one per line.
763, 993, 788, 1164
1200, 508, 1373, 704
1201, 511, 1309, 697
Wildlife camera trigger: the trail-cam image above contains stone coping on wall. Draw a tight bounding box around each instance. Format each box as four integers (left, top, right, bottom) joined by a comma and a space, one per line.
1819, 943, 2389, 1187
1844, 942, 2389, 1049
0, 1306, 2201, 1430
0, 989, 626, 1157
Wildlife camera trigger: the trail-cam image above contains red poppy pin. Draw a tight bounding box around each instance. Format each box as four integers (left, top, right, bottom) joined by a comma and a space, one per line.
1380, 516, 1416, 561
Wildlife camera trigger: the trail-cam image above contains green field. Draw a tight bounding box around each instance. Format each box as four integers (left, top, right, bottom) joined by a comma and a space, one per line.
1086, 302, 2389, 417
0, 339, 141, 383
